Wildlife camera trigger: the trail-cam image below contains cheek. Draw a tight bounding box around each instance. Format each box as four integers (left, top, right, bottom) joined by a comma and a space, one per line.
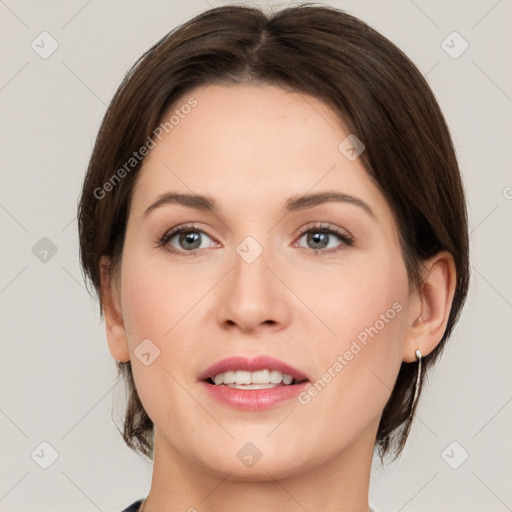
119, 251, 203, 437
279, 251, 410, 457
120, 248, 203, 342
301, 247, 410, 409
121, 272, 165, 341
302, 249, 409, 345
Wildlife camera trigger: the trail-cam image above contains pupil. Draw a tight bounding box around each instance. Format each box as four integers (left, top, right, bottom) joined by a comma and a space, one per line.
309, 232, 328, 249
180, 231, 201, 250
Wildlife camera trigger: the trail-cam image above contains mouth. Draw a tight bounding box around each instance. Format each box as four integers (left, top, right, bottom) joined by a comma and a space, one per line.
198, 355, 310, 410
205, 369, 308, 389
198, 355, 309, 387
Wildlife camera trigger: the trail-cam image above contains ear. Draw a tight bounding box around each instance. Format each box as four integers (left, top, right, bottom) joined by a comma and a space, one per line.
402, 251, 457, 362
99, 256, 130, 363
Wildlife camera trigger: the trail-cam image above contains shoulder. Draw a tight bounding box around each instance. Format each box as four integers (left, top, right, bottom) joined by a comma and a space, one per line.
120, 499, 144, 512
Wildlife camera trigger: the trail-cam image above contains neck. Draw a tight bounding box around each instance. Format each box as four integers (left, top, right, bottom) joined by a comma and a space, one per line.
142, 423, 377, 512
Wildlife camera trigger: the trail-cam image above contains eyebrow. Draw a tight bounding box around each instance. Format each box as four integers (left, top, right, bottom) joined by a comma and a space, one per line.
143, 191, 375, 219
285, 191, 375, 218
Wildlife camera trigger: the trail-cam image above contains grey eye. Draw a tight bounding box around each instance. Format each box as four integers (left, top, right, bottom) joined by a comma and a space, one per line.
297, 230, 343, 250
170, 230, 213, 251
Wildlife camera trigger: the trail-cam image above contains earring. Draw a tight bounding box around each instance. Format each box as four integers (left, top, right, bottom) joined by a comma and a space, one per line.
411, 349, 423, 411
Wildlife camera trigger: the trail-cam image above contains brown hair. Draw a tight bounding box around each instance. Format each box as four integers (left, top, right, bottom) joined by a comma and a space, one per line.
78, 3, 469, 462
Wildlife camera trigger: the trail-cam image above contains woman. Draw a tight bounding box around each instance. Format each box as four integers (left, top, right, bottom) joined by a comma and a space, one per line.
78, 4, 469, 511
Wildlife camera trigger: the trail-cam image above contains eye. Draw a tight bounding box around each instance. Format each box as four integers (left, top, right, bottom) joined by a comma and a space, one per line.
158, 224, 216, 254
156, 222, 353, 256
295, 223, 354, 253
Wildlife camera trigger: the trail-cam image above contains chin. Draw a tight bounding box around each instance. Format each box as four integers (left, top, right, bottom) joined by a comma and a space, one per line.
184, 433, 319, 482
202, 453, 307, 482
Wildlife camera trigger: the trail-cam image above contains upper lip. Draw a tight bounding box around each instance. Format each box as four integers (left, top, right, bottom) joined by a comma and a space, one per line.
198, 355, 310, 383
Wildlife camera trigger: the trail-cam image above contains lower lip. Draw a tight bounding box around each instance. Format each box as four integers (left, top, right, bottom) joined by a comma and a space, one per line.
200, 380, 310, 410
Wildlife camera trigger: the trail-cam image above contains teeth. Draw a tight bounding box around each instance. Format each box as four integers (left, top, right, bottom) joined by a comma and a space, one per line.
282, 374, 293, 385
235, 370, 251, 385
211, 369, 295, 387
270, 370, 282, 384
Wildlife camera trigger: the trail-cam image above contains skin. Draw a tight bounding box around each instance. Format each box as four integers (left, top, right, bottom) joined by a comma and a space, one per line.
101, 84, 456, 512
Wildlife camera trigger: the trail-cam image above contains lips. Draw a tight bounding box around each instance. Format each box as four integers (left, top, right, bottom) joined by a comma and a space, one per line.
197, 355, 310, 384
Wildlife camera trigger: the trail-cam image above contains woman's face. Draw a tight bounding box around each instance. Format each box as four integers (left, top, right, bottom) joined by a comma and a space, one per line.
111, 83, 419, 478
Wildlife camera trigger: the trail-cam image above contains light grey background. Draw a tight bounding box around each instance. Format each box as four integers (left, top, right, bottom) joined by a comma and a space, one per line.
1, 1, 511, 511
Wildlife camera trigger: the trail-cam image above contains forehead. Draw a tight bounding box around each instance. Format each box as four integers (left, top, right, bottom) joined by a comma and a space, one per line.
130, 83, 390, 222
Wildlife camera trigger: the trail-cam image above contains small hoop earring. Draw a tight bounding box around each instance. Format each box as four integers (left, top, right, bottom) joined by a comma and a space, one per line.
411, 349, 423, 411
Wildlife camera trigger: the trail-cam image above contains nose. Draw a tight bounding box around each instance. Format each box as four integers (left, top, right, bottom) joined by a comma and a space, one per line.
216, 240, 292, 334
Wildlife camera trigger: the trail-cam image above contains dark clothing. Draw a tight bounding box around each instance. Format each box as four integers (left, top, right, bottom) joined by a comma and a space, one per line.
121, 497, 377, 511
121, 499, 144, 512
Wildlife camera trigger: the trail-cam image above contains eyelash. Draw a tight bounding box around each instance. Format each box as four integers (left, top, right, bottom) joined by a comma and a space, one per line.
155, 222, 354, 257
295, 223, 354, 254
